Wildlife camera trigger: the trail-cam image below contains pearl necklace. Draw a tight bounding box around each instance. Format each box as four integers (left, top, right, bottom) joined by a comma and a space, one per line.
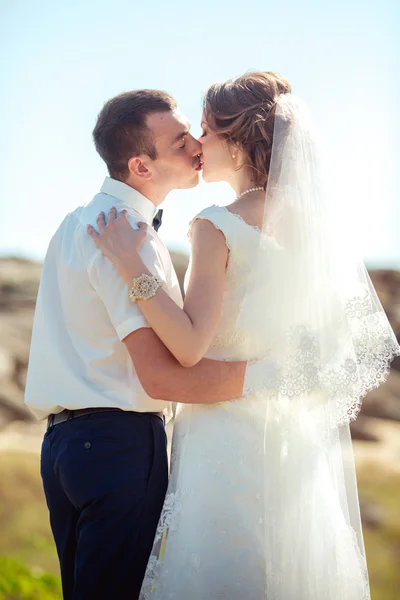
235, 186, 264, 200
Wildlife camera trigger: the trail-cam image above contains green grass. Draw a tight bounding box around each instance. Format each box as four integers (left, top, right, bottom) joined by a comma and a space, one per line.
357, 464, 400, 600
0, 556, 61, 600
0, 451, 399, 599
0, 452, 59, 577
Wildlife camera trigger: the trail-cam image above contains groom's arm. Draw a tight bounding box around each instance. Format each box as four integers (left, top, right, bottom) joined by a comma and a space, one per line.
124, 328, 246, 404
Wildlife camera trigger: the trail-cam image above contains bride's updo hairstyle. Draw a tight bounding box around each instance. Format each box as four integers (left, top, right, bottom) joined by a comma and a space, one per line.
203, 71, 291, 188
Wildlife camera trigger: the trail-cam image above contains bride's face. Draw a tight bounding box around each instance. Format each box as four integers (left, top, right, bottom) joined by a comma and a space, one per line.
199, 113, 235, 184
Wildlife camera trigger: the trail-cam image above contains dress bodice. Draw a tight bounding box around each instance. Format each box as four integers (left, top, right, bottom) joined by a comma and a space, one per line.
186, 205, 280, 362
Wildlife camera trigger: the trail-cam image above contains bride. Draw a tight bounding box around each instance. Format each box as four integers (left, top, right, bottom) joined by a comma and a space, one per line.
88, 72, 399, 599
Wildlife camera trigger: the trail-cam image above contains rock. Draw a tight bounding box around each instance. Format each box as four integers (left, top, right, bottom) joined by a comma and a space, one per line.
0, 259, 39, 426
353, 418, 400, 473
369, 270, 400, 344
0, 257, 41, 311
359, 497, 384, 529
350, 416, 380, 442
0, 346, 14, 381
361, 371, 400, 422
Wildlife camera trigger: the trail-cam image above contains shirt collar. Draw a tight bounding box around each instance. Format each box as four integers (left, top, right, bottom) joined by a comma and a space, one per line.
100, 177, 158, 224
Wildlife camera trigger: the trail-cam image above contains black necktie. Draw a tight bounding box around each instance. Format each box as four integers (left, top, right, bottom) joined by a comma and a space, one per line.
152, 209, 163, 232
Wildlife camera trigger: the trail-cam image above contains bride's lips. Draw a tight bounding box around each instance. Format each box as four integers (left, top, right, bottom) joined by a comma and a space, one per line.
195, 159, 204, 171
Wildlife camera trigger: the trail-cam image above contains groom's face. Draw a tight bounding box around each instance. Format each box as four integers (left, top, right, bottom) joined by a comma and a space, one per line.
146, 110, 203, 191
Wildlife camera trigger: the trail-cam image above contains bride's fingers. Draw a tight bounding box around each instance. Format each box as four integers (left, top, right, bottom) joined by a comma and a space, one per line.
134, 222, 149, 248
108, 206, 117, 222
96, 211, 106, 230
116, 209, 129, 222
86, 224, 99, 241
137, 222, 150, 242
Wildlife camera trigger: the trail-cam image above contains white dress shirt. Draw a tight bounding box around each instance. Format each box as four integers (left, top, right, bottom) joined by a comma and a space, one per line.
25, 177, 183, 420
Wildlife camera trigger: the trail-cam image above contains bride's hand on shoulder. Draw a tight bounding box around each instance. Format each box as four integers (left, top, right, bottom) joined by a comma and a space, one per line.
87, 206, 148, 270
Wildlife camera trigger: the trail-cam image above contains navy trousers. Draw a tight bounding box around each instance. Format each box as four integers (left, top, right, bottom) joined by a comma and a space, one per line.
40, 410, 168, 600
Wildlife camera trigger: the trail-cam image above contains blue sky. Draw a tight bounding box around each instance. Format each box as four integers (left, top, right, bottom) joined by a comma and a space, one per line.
1, 0, 399, 267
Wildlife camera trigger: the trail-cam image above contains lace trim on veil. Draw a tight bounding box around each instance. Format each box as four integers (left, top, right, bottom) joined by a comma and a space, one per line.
245, 288, 400, 429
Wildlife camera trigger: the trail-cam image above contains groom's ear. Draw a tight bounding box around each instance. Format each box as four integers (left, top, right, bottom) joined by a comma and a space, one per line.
127, 156, 152, 181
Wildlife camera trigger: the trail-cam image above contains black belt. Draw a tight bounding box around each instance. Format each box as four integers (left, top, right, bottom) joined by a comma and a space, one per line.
47, 407, 164, 429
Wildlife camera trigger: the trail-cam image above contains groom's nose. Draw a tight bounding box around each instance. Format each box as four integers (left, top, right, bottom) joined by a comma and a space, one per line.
188, 134, 202, 156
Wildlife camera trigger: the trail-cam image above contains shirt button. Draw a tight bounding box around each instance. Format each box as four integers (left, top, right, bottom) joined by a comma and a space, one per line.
84, 441, 92, 449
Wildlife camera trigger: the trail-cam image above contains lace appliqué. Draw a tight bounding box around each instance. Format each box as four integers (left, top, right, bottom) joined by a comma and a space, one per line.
211, 327, 251, 349
139, 491, 183, 598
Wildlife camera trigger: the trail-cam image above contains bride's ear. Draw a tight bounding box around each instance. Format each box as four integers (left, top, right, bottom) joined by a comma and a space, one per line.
128, 156, 152, 181
229, 142, 244, 168
228, 140, 243, 157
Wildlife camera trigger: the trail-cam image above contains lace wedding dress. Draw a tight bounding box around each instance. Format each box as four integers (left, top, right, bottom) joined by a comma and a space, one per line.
139, 204, 373, 600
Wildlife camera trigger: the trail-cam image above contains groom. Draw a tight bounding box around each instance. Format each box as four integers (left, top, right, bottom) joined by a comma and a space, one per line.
24, 89, 250, 600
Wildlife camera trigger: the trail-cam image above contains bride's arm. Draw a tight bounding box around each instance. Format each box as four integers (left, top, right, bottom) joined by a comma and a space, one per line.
88, 210, 228, 367
120, 218, 227, 367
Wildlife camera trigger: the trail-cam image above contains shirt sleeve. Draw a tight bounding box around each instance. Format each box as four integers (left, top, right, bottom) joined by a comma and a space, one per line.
86, 234, 167, 341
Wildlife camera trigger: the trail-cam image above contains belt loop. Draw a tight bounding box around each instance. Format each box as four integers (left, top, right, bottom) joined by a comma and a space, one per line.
49, 414, 55, 428
68, 410, 74, 421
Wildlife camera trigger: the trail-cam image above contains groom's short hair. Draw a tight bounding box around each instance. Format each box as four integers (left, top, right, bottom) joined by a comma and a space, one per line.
93, 90, 177, 181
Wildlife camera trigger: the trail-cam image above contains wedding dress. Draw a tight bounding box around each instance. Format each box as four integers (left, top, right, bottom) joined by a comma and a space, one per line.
139, 205, 371, 600
140, 93, 399, 599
